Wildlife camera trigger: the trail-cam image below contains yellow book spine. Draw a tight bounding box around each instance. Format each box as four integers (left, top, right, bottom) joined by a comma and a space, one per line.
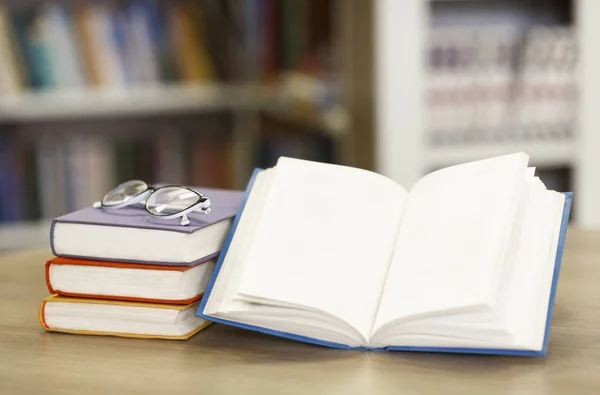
170, 3, 214, 83
74, 5, 102, 86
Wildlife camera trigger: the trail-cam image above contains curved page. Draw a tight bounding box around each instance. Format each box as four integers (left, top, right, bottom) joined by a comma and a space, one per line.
373, 153, 529, 338
235, 157, 407, 341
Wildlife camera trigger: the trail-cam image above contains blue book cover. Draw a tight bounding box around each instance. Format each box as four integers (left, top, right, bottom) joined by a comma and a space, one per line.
10, 10, 52, 89
141, 0, 177, 82
197, 167, 573, 355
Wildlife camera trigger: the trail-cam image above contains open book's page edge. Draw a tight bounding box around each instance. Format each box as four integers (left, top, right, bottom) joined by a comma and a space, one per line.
385, 192, 572, 356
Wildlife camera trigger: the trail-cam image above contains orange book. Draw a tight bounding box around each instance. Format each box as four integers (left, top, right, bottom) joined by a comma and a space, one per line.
46, 257, 216, 305
40, 295, 211, 340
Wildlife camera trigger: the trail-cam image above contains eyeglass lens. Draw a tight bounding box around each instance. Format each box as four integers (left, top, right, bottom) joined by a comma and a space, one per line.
102, 180, 149, 206
146, 187, 201, 216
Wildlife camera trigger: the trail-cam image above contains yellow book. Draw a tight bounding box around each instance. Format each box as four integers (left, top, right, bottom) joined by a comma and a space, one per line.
73, 4, 102, 87
170, 3, 214, 83
40, 295, 212, 340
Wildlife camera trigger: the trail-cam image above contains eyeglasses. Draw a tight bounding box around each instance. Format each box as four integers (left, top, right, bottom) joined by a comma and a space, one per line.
92, 180, 211, 226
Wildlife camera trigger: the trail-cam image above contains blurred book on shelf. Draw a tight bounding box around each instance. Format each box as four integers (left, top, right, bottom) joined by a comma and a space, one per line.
426, 24, 577, 146
0, 0, 221, 94
243, 0, 340, 129
248, 0, 333, 81
0, 0, 338, 118
0, 128, 237, 224
257, 116, 335, 169
0, 0, 337, 100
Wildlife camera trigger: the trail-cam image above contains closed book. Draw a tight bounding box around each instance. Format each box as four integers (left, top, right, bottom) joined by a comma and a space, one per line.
198, 153, 572, 355
46, 257, 215, 304
40, 295, 210, 340
50, 187, 244, 265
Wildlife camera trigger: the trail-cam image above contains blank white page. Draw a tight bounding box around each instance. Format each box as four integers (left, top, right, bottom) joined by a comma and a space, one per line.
236, 157, 407, 341
374, 153, 529, 335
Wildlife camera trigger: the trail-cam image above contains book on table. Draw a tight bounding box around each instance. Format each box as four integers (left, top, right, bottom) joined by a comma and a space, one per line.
45, 256, 216, 304
50, 187, 245, 265
197, 153, 572, 355
40, 296, 210, 340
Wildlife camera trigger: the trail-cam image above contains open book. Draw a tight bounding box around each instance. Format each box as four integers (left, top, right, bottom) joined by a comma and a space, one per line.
197, 153, 572, 355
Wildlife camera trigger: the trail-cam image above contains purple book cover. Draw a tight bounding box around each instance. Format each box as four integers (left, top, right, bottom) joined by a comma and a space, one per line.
50, 187, 245, 265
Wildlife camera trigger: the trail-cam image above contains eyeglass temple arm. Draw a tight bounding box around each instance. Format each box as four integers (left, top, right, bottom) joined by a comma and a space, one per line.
93, 200, 147, 208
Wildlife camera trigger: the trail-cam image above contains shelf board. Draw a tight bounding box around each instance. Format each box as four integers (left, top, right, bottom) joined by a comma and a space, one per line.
426, 140, 575, 168
0, 220, 52, 251
0, 83, 348, 135
0, 84, 252, 122
260, 102, 348, 137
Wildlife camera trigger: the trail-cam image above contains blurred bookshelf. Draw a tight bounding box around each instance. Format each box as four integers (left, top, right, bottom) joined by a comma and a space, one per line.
14, 0, 600, 249
374, 0, 600, 227
0, 0, 358, 249
0, 84, 251, 121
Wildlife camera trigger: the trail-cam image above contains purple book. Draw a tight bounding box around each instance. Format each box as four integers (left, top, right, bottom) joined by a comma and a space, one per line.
50, 187, 245, 266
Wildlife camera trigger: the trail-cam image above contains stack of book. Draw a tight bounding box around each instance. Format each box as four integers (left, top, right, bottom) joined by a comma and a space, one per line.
39, 185, 244, 340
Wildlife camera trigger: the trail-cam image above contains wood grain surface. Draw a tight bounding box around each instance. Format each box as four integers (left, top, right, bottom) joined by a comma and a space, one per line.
1, 227, 599, 395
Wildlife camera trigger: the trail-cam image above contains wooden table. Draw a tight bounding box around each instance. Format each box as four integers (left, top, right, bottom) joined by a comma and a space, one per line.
1, 227, 600, 394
